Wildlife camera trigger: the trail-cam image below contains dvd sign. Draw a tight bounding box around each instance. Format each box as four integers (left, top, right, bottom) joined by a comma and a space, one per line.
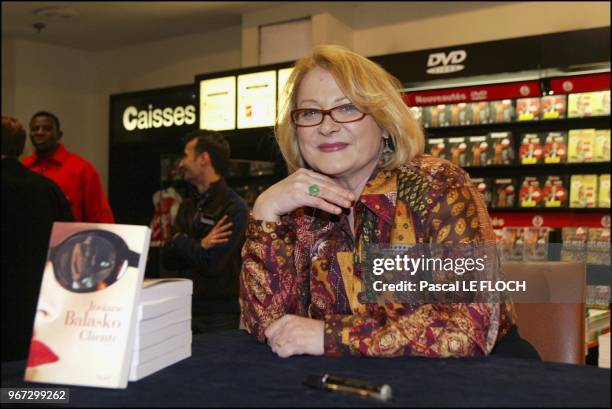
426, 50, 467, 75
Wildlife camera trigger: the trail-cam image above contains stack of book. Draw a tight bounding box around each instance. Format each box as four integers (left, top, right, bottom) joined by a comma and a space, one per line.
598, 332, 610, 368
586, 308, 610, 352
129, 278, 193, 381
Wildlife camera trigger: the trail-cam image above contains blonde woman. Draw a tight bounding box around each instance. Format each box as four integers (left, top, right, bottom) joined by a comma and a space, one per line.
240, 45, 536, 359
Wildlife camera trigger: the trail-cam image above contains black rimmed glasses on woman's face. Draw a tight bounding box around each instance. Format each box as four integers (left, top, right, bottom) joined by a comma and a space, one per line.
49, 230, 140, 293
290, 103, 367, 127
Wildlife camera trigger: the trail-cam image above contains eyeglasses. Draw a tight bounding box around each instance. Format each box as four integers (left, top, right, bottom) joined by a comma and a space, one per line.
291, 103, 367, 127
49, 230, 140, 293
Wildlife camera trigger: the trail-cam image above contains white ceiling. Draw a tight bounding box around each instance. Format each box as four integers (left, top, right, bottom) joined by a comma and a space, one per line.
1, 1, 515, 52
1, 1, 289, 51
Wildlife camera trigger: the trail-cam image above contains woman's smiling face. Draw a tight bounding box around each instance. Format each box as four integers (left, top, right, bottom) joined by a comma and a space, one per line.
296, 67, 383, 186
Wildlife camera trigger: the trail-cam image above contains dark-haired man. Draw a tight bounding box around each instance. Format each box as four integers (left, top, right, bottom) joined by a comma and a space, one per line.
162, 130, 249, 333
2, 115, 74, 361
22, 111, 114, 223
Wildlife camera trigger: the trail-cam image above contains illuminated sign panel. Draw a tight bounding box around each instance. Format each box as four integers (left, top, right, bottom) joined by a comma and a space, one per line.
237, 71, 276, 129
199, 76, 236, 131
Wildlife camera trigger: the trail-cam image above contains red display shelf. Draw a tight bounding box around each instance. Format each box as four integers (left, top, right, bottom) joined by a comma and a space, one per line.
489, 210, 610, 229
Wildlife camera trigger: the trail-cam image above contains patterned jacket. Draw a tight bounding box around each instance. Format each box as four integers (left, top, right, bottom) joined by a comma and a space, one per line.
240, 154, 514, 357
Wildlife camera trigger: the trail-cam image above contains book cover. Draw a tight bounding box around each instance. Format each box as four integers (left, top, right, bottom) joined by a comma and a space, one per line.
456, 102, 472, 126
568, 91, 611, 117
569, 175, 583, 208
519, 176, 542, 208
448, 103, 462, 126
567, 129, 581, 162
422, 106, 434, 128
467, 135, 488, 167
24, 222, 151, 389
470, 177, 491, 207
427, 138, 447, 160
435, 104, 450, 127
599, 174, 610, 208
540, 95, 567, 119
593, 129, 611, 162
500, 227, 524, 261
519, 133, 543, 165
470, 101, 491, 125
408, 106, 423, 124
587, 286, 611, 309
599, 91, 611, 116
516, 97, 541, 121
447, 136, 468, 167
570, 174, 598, 208
561, 227, 587, 262
423, 105, 450, 128
590, 91, 610, 116
489, 99, 515, 123
562, 227, 588, 250
492, 178, 516, 208
568, 93, 587, 117
568, 129, 595, 163
579, 128, 596, 162
542, 175, 568, 208
542, 132, 568, 164
586, 228, 611, 266
488, 132, 514, 165
523, 227, 551, 261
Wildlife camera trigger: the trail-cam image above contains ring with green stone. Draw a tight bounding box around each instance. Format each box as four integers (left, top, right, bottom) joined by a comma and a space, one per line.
308, 184, 320, 197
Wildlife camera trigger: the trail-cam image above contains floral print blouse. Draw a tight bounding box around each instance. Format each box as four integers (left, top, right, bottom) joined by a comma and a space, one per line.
239, 154, 514, 357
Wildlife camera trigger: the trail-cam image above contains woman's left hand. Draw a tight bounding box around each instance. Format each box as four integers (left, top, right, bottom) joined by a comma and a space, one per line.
264, 315, 324, 358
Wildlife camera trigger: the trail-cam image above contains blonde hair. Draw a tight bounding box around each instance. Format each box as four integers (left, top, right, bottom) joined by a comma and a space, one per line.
276, 44, 425, 174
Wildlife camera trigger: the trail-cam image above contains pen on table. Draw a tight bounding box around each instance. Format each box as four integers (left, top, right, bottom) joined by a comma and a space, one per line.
304, 373, 393, 402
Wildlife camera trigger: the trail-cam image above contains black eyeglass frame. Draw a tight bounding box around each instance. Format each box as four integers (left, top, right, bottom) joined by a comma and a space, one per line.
290, 103, 367, 127
48, 229, 140, 293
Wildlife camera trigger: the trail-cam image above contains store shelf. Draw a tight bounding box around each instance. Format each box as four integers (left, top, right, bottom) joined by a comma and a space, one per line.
489, 207, 610, 213
464, 162, 611, 177
423, 114, 610, 138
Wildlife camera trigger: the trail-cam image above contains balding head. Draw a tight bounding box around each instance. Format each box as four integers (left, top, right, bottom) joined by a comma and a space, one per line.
2, 115, 26, 158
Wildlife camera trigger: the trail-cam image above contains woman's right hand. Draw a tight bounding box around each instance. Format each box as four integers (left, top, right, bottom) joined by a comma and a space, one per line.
252, 168, 355, 222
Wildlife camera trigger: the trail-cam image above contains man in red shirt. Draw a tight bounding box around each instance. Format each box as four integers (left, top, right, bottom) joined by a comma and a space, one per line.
22, 111, 115, 223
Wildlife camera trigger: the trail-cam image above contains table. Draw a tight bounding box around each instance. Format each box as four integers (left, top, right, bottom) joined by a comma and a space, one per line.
2, 330, 610, 407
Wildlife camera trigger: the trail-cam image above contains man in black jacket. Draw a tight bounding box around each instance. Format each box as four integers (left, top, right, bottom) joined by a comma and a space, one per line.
162, 130, 248, 334
2, 115, 74, 362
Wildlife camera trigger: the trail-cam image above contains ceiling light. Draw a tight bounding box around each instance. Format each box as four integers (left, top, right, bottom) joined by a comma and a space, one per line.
34, 7, 78, 20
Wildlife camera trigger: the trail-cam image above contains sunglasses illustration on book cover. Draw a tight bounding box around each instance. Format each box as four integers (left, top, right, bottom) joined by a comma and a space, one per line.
50, 230, 140, 293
